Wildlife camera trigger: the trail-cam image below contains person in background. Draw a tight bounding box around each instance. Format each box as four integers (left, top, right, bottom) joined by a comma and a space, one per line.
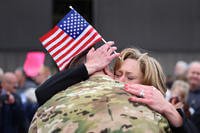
1, 72, 28, 133
186, 61, 200, 131
169, 80, 190, 118
165, 75, 174, 101
0, 68, 3, 79
174, 61, 188, 81
14, 67, 37, 102
21, 51, 45, 105
166, 61, 188, 102
14, 67, 38, 124
0, 67, 4, 132
0, 68, 4, 91
34, 65, 51, 85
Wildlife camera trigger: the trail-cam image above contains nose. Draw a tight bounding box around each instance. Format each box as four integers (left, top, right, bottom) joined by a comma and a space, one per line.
118, 75, 126, 83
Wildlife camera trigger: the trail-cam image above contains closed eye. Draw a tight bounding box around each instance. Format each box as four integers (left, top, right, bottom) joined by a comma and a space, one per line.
127, 76, 137, 80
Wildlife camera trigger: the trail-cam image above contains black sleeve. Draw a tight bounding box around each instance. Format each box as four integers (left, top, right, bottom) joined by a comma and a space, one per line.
35, 64, 89, 106
12, 93, 29, 133
190, 107, 200, 131
170, 108, 199, 133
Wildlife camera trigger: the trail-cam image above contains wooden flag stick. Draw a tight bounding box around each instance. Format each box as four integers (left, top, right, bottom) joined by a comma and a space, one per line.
101, 38, 107, 44
101, 38, 119, 57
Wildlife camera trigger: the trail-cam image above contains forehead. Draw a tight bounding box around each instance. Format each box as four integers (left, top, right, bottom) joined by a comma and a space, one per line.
189, 63, 200, 72
5, 74, 17, 83
117, 58, 140, 73
15, 70, 23, 75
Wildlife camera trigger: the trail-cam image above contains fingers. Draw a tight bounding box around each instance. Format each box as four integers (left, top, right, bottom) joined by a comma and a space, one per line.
93, 41, 115, 57
128, 84, 149, 90
124, 86, 141, 96
87, 47, 95, 55
125, 84, 156, 93
129, 96, 150, 104
124, 84, 157, 99
106, 41, 115, 47
107, 46, 117, 55
107, 46, 120, 60
96, 41, 119, 59
124, 84, 145, 95
99, 41, 114, 52
110, 52, 120, 60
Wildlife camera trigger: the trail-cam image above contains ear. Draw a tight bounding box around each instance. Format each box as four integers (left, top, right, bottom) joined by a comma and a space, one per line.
103, 66, 114, 79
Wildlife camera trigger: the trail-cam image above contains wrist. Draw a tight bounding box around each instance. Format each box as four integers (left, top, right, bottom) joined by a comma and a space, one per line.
161, 101, 171, 115
84, 63, 96, 75
162, 102, 183, 127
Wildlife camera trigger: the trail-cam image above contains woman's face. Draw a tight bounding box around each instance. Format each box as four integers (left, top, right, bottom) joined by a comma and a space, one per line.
114, 58, 143, 84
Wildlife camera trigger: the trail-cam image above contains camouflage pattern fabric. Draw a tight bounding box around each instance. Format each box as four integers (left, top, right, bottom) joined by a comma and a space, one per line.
29, 75, 171, 133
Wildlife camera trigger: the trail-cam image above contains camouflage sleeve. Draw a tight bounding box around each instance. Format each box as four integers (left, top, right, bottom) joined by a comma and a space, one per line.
28, 112, 38, 133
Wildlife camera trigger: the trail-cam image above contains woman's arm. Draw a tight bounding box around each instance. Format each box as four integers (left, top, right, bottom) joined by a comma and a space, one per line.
124, 84, 199, 133
124, 84, 183, 126
35, 64, 89, 106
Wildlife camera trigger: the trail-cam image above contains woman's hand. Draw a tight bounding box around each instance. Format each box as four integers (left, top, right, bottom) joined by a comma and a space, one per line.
124, 84, 183, 127
85, 41, 120, 75
124, 84, 167, 113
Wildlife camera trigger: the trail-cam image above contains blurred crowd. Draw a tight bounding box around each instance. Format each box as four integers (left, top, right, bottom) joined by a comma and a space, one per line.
0, 51, 200, 133
166, 60, 200, 131
0, 52, 51, 133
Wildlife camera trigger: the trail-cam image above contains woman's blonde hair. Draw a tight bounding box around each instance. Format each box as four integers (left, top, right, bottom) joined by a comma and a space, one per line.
114, 48, 166, 95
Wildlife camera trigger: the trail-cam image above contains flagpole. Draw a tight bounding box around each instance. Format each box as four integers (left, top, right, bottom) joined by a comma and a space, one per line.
69, 6, 74, 10
101, 38, 107, 44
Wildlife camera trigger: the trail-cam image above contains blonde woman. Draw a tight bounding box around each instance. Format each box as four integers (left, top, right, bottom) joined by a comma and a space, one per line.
114, 48, 184, 128
114, 48, 166, 94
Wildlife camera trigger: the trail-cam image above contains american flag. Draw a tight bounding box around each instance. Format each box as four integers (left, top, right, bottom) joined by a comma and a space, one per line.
39, 9, 102, 71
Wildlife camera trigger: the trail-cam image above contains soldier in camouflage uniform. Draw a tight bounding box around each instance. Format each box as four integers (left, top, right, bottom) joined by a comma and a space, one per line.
29, 74, 171, 133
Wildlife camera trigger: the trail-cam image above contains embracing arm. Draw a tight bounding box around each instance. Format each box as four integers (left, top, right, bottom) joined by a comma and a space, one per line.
35, 64, 89, 106
124, 84, 199, 133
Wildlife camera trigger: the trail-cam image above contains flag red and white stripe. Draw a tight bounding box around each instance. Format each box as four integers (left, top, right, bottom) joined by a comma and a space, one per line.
39, 9, 102, 70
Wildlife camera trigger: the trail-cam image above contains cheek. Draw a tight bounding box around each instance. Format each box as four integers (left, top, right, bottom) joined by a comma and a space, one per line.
172, 90, 181, 97
187, 74, 195, 81
126, 79, 141, 84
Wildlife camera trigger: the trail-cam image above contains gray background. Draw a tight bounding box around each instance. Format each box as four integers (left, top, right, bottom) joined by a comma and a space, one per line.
0, 0, 200, 75
0, 0, 53, 71
94, 0, 200, 52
